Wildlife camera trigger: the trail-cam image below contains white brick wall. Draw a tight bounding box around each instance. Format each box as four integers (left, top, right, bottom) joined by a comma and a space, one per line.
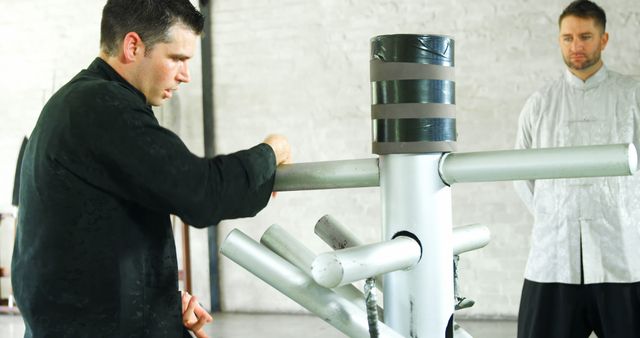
211, 0, 640, 318
1, 0, 639, 319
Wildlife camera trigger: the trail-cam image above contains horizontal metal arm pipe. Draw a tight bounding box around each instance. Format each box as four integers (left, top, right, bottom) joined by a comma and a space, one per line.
314, 215, 384, 291
260, 224, 371, 309
311, 236, 422, 288
274, 158, 379, 191
439, 143, 638, 185
220, 229, 403, 338
317, 215, 489, 256
453, 223, 491, 255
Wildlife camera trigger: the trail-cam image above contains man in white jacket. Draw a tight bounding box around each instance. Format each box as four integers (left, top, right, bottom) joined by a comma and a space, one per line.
514, 1, 640, 337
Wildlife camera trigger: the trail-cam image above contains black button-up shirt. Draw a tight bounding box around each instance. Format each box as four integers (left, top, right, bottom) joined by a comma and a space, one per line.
12, 58, 276, 337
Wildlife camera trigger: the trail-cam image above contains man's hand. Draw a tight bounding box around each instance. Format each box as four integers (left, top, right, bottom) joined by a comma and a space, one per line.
263, 134, 291, 166
263, 134, 292, 198
182, 291, 213, 338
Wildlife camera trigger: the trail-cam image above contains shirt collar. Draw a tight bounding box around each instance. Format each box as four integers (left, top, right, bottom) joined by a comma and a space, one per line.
564, 64, 608, 90
87, 57, 147, 104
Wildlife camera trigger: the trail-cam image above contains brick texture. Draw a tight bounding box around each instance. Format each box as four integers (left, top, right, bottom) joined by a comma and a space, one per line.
1, 0, 638, 319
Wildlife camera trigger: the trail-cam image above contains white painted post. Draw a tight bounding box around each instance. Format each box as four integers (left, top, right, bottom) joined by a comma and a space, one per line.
371, 34, 457, 337
380, 154, 454, 337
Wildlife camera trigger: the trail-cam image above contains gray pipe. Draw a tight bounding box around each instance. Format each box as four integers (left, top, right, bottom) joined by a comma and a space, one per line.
220, 229, 404, 338
274, 158, 379, 191
314, 214, 364, 250
453, 224, 490, 255
259, 224, 371, 309
440, 143, 637, 185
273, 144, 637, 191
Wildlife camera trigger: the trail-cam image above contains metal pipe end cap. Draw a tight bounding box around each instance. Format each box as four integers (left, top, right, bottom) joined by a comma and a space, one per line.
311, 254, 344, 288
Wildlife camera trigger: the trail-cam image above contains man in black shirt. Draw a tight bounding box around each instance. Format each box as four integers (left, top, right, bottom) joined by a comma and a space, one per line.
11, 0, 291, 337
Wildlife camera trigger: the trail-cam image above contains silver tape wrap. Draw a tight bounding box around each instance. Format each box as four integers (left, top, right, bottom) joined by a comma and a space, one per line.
370, 34, 456, 154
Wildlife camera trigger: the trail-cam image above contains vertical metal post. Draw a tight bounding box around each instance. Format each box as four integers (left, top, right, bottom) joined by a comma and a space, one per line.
371, 34, 456, 337
198, 0, 220, 312
380, 154, 453, 336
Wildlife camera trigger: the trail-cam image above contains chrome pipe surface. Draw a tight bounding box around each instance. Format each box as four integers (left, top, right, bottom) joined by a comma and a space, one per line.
311, 236, 421, 289
439, 143, 637, 185
453, 224, 491, 255
314, 215, 384, 291
220, 229, 403, 338
274, 158, 379, 191
381, 154, 454, 337
260, 224, 369, 309
314, 214, 364, 250
260, 224, 315, 274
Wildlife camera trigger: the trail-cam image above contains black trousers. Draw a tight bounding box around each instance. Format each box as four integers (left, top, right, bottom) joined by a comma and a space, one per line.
517, 279, 640, 338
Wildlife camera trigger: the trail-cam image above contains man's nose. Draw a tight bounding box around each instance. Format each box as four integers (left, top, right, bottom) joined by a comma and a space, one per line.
177, 61, 191, 83
571, 38, 584, 52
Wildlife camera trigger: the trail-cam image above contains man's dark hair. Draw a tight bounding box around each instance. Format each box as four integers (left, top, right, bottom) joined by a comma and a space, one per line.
559, 0, 607, 32
100, 0, 205, 56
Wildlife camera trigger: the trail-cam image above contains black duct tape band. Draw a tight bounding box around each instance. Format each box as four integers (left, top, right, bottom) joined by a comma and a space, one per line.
371, 34, 454, 66
373, 118, 456, 143
371, 103, 456, 119
370, 60, 454, 82
372, 80, 455, 105
372, 141, 457, 154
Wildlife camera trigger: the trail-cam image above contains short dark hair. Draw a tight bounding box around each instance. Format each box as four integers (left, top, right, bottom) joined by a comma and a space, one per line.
100, 0, 205, 56
559, 0, 607, 32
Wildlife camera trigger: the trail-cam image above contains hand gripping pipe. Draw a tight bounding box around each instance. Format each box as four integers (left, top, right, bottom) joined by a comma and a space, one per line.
220, 229, 404, 338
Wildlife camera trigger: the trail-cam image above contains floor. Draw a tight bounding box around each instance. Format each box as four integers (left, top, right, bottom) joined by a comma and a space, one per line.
0, 313, 517, 337
201, 313, 518, 337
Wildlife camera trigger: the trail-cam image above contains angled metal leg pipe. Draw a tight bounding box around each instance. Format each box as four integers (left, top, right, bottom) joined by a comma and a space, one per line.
259, 224, 370, 309
220, 229, 404, 338
314, 214, 365, 250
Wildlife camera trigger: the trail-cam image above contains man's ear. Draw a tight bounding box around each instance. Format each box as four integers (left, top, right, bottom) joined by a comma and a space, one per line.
122, 32, 145, 63
600, 32, 609, 51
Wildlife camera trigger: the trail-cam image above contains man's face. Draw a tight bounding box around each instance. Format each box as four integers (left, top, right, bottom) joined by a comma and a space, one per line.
559, 15, 608, 74
134, 24, 198, 106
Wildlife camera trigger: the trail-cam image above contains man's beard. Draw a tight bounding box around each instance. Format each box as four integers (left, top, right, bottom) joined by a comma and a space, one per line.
563, 51, 601, 71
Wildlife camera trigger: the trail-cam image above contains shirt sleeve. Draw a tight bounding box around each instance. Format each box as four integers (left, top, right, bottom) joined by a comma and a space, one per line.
55, 84, 276, 227
633, 83, 640, 160
513, 94, 539, 214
